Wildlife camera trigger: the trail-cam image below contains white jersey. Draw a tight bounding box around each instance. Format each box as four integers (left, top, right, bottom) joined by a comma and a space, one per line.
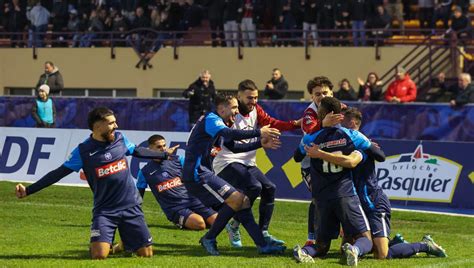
212, 108, 259, 174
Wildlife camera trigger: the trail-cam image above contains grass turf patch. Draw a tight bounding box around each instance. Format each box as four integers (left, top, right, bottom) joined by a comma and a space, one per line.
1, 181, 473, 267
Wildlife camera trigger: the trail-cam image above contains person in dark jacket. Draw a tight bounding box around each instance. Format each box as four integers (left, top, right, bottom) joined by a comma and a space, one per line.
4, 0, 26, 47
32, 84, 56, 128
367, 5, 392, 44
446, 5, 472, 39
223, 0, 240, 47
264, 68, 288, 99
349, 0, 369, 46
302, 0, 319, 47
357, 72, 383, 101
335, 78, 357, 101
183, 70, 217, 125
450, 73, 474, 107
36, 61, 64, 96
205, 0, 225, 47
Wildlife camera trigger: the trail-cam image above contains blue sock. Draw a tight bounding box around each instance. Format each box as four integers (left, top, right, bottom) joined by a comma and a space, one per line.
387, 243, 429, 259
206, 204, 235, 240
353, 236, 372, 256
236, 208, 266, 247
259, 202, 274, 231
302, 242, 329, 257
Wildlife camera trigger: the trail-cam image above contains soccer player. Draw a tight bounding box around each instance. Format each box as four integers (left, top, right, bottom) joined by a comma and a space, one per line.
304, 107, 447, 261
292, 97, 373, 266
136, 134, 217, 230
300, 76, 343, 246
213, 79, 300, 248
182, 93, 286, 255
15, 107, 177, 259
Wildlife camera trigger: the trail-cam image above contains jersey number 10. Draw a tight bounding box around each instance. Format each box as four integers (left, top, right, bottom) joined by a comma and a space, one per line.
321, 151, 343, 173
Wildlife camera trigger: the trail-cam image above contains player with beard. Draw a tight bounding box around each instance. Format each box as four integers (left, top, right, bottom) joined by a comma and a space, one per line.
182, 93, 286, 256
213, 79, 301, 248
15, 107, 178, 259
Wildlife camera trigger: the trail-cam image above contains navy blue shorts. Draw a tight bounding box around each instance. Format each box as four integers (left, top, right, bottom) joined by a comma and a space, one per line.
316, 195, 370, 242
171, 203, 217, 228
361, 190, 391, 238
90, 205, 152, 252
184, 170, 237, 210
218, 163, 262, 201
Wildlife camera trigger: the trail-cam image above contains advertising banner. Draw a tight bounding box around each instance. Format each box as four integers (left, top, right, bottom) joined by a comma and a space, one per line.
1, 127, 473, 213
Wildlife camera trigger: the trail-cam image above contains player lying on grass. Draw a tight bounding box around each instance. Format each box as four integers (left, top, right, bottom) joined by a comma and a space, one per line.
292, 97, 375, 266
136, 134, 217, 230
296, 106, 447, 264
15, 107, 177, 259
181, 93, 286, 256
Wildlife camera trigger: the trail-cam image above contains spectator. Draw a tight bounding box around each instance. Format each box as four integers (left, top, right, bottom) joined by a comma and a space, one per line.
384, 66, 417, 103
279, 0, 301, 46
80, 9, 104, 47
424, 72, 453, 102
182, 70, 217, 125
318, 0, 336, 46
205, 0, 225, 47
264, 68, 288, 99
367, 5, 392, 44
32, 84, 56, 128
239, 0, 258, 47
384, 0, 404, 34
358, 72, 383, 101
111, 10, 129, 47
36, 61, 64, 96
67, 9, 81, 47
51, 0, 68, 32
450, 73, 474, 106
223, 0, 239, 47
418, 0, 434, 30
453, 0, 469, 14
335, 78, 357, 100
260, 0, 282, 43
432, 0, 452, 29
27, 0, 50, 47
302, 0, 319, 47
4, 0, 27, 47
446, 6, 472, 39
349, 0, 369, 46
182, 0, 203, 28
334, 0, 350, 46
131, 6, 150, 29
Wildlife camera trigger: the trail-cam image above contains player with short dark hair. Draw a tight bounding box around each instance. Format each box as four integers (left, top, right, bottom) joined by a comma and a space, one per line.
136, 134, 217, 230
15, 107, 178, 259
182, 93, 286, 256
214, 79, 300, 248
303, 107, 447, 262
293, 97, 374, 266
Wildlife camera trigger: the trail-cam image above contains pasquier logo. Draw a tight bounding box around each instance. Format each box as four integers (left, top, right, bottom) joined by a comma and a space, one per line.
95, 159, 128, 178
375, 144, 462, 203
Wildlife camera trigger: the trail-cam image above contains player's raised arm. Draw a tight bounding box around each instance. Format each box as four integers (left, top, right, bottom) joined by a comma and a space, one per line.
304, 143, 363, 168
16, 165, 75, 198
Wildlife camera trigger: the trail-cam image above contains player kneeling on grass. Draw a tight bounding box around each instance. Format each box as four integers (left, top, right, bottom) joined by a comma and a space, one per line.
301, 107, 447, 263
15, 107, 177, 260
293, 97, 375, 266
136, 134, 217, 230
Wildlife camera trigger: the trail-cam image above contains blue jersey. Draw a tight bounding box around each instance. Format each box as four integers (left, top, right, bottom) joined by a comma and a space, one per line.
182, 112, 260, 182
353, 153, 391, 213
136, 156, 205, 220
63, 132, 141, 213
299, 127, 371, 201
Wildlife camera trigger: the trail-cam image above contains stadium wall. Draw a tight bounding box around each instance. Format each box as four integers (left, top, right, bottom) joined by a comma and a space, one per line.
1, 127, 473, 213
0, 46, 417, 97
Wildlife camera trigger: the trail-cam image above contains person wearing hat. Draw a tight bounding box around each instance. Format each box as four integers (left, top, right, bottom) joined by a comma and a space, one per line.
384, 66, 417, 103
446, 5, 472, 39
32, 84, 56, 128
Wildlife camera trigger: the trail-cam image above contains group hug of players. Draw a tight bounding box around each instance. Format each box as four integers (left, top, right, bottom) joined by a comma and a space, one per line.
14, 76, 447, 265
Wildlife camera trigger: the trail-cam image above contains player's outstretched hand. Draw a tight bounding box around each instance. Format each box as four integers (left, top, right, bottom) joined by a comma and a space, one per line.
261, 137, 282, 150
166, 145, 180, 157
322, 111, 344, 128
260, 125, 281, 139
15, 183, 27, 199
304, 143, 323, 159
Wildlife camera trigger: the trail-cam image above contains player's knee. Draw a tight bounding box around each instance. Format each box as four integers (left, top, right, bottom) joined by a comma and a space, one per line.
246, 184, 262, 201
261, 183, 276, 199
90, 242, 110, 260
90, 249, 108, 260
226, 191, 245, 211
191, 218, 207, 230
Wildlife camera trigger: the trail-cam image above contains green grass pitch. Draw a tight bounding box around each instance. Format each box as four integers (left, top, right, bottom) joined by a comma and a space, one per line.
1, 181, 473, 267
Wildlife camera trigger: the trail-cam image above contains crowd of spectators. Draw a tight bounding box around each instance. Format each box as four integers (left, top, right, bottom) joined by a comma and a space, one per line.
1, 0, 472, 48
